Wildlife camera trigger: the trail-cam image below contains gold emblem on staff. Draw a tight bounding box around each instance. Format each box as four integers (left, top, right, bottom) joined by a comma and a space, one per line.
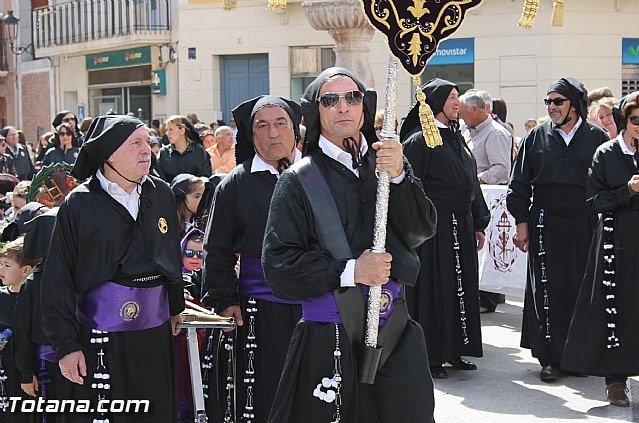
158, 217, 168, 234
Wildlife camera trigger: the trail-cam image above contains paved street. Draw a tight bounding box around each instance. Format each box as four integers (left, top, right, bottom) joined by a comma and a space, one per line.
433, 300, 637, 422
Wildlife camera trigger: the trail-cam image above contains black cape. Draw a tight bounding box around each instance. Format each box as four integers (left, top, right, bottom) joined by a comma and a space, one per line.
402, 124, 489, 362
507, 120, 608, 365
563, 136, 639, 375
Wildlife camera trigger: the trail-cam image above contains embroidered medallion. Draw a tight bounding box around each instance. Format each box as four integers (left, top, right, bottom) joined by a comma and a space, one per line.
119, 300, 141, 322
379, 288, 394, 317
158, 217, 168, 234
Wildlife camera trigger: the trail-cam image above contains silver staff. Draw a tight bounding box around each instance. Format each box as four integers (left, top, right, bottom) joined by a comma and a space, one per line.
360, 55, 399, 384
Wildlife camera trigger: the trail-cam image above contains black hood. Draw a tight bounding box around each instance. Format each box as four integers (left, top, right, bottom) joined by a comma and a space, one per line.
613, 91, 639, 132
1, 202, 49, 243
232, 95, 302, 165
547, 77, 589, 121
23, 207, 58, 260
400, 78, 458, 141
300, 67, 377, 154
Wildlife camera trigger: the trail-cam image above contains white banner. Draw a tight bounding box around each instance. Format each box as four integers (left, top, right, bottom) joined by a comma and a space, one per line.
478, 185, 527, 299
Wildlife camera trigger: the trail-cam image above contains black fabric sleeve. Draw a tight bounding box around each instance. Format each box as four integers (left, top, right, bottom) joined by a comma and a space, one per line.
201, 180, 240, 311
41, 204, 83, 360
14, 281, 36, 383
472, 177, 490, 231
262, 171, 346, 300
507, 133, 533, 224
586, 148, 633, 212
199, 147, 213, 177
388, 157, 437, 248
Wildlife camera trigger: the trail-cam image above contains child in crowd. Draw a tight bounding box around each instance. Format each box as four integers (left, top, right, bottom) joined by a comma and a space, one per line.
0, 236, 40, 422
171, 174, 209, 236
13, 208, 64, 423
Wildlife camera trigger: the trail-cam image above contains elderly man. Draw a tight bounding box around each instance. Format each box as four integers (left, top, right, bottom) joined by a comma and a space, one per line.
402, 78, 490, 380
42, 115, 184, 422
201, 96, 303, 423
262, 67, 436, 423
208, 125, 236, 174
459, 89, 513, 313
507, 77, 609, 382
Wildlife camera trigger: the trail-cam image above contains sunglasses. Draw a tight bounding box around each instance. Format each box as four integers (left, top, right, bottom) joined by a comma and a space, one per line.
318, 91, 364, 109
544, 97, 568, 106
184, 249, 204, 259
58, 131, 72, 137
62, 117, 74, 123
628, 116, 639, 126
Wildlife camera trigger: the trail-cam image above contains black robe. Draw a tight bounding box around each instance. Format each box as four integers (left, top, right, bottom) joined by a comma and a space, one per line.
41, 176, 185, 423
13, 265, 68, 423
262, 148, 437, 423
402, 125, 490, 363
156, 142, 212, 183
507, 120, 608, 366
0, 286, 31, 423
563, 136, 639, 376
202, 160, 302, 423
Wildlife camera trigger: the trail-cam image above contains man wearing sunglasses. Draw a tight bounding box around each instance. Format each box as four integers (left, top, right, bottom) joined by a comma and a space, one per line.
262, 67, 436, 423
507, 77, 609, 383
202, 95, 303, 423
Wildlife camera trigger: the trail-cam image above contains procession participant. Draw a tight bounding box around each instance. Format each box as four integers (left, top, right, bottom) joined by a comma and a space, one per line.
170, 173, 209, 236
41, 115, 185, 423
262, 67, 437, 423
402, 78, 489, 379
507, 77, 609, 382
13, 208, 67, 423
0, 237, 40, 422
201, 95, 303, 423
562, 93, 639, 407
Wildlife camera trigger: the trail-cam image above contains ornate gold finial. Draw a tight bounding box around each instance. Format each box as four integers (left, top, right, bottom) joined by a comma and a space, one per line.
518, 0, 539, 29
221, 0, 237, 11
551, 0, 565, 27
413, 76, 442, 149
267, 0, 287, 10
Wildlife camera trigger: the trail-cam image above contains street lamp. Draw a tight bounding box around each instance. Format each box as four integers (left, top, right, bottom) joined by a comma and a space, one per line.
2, 10, 32, 55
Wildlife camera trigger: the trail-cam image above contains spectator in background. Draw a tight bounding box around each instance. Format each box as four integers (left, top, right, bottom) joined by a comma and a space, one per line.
156, 115, 212, 182
150, 119, 161, 133
208, 126, 236, 174
596, 97, 619, 139
187, 113, 200, 125
35, 132, 54, 164
79, 117, 93, 141
52, 111, 84, 145
1, 127, 34, 181
587, 86, 614, 107
491, 98, 508, 124
524, 118, 537, 134
200, 130, 215, 151
0, 135, 16, 175
42, 123, 81, 166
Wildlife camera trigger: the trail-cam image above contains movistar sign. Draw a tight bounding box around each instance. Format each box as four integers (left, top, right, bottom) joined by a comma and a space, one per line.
622, 38, 639, 65
429, 38, 474, 66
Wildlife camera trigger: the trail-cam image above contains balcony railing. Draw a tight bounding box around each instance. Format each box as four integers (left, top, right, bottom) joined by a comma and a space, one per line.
33, 0, 170, 50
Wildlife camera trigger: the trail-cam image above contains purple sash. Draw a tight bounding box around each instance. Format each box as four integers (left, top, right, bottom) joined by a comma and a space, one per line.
302, 280, 402, 326
238, 256, 301, 304
77, 282, 169, 332
36, 344, 57, 363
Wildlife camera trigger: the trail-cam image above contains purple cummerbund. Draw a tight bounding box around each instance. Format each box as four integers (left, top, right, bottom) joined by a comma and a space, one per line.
302, 280, 402, 326
238, 256, 301, 305
36, 344, 57, 363
77, 282, 169, 332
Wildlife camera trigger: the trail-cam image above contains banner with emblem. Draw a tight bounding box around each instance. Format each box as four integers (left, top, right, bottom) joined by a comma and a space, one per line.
477, 185, 527, 299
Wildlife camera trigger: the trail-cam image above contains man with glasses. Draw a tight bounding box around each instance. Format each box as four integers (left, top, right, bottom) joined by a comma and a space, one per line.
0, 126, 34, 181
202, 95, 303, 423
262, 67, 436, 423
507, 77, 609, 382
